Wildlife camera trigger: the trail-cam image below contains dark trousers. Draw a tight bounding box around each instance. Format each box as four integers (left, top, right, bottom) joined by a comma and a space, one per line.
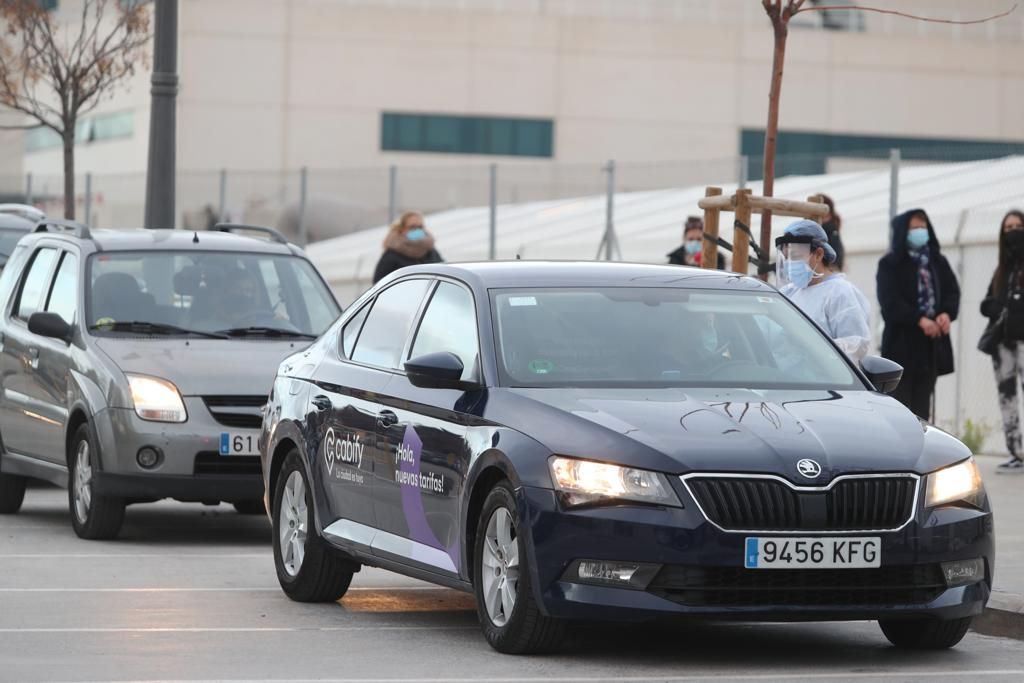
891, 369, 936, 421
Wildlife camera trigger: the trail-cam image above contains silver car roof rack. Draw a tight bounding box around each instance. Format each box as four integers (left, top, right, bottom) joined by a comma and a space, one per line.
214, 223, 289, 245
34, 218, 91, 240
0, 203, 45, 222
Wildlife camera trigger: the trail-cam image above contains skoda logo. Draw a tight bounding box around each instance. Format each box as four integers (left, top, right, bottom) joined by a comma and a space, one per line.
796, 459, 822, 478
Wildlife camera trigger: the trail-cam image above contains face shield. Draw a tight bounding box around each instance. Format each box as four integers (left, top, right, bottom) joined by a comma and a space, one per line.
775, 237, 817, 289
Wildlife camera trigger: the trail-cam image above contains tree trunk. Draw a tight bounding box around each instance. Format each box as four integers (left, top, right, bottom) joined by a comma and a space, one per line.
62, 126, 75, 220
760, 19, 788, 280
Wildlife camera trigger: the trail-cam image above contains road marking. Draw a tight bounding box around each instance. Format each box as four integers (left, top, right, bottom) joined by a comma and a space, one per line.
0, 586, 447, 592
0, 625, 477, 634
0, 553, 269, 558
46, 672, 1024, 683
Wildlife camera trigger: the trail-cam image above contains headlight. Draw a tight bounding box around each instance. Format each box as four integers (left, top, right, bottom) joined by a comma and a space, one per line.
548, 456, 680, 507
127, 374, 187, 423
926, 458, 984, 508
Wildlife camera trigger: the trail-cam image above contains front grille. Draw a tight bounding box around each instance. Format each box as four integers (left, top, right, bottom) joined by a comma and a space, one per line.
648, 564, 946, 607
194, 452, 262, 476
685, 475, 917, 532
202, 395, 266, 430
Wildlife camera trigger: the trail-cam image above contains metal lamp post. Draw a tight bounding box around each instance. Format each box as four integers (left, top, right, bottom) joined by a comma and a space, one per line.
143, 0, 179, 229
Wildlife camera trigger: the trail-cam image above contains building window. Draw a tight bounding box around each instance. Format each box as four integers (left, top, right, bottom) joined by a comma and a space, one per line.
24, 111, 134, 153
381, 113, 554, 158
38, 0, 58, 10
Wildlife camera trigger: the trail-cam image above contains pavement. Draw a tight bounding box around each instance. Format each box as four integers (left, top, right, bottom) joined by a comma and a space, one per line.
0, 459, 1022, 682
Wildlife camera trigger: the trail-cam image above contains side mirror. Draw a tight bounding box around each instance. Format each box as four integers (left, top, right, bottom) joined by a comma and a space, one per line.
28, 311, 73, 343
405, 351, 476, 390
860, 355, 903, 394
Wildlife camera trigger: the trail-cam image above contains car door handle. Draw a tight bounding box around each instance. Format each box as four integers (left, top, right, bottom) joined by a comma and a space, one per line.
377, 410, 399, 428
311, 395, 332, 412
27, 347, 39, 370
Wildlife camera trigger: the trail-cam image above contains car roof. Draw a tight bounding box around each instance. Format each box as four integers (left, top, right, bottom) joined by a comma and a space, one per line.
26, 228, 301, 256
391, 261, 776, 292
0, 214, 36, 231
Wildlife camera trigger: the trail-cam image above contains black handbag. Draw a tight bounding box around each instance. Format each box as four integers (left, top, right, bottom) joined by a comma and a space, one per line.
979, 311, 1006, 356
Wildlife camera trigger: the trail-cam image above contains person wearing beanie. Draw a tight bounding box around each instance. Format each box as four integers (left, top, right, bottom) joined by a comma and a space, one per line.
776, 219, 872, 361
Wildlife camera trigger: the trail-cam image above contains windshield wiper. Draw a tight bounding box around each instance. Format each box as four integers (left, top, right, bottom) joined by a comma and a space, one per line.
216, 326, 316, 339
88, 321, 229, 339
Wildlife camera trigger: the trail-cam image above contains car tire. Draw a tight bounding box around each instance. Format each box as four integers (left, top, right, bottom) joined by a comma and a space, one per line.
68, 423, 125, 540
233, 499, 266, 515
878, 617, 973, 649
0, 471, 26, 514
272, 450, 355, 602
473, 481, 566, 654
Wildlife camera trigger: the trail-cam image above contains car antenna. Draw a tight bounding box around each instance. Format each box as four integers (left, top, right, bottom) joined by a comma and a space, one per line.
192, 231, 199, 243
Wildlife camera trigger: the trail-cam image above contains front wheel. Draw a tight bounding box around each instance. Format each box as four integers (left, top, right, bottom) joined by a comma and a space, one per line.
879, 617, 973, 649
473, 481, 566, 654
68, 424, 125, 540
272, 451, 356, 602
0, 471, 26, 514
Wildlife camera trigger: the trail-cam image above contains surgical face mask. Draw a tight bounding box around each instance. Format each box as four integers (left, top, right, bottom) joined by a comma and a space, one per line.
684, 240, 702, 255
405, 227, 426, 242
906, 227, 929, 250
1005, 230, 1024, 258
786, 259, 815, 289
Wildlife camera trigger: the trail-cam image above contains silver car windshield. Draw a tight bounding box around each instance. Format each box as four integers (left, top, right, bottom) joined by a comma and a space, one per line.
491, 288, 861, 390
86, 250, 339, 338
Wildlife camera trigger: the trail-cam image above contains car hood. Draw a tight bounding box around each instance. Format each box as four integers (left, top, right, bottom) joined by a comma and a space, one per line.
94, 337, 309, 398
497, 387, 969, 479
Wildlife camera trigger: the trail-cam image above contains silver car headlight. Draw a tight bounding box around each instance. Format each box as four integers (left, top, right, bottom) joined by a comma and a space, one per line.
926, 458, 984, 508
127, 373, 187, 423
548, 456, 680, 507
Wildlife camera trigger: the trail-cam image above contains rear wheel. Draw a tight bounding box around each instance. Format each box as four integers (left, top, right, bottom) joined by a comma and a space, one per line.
0, 471, 26, 514
473, 481, 566, 654
233, 499, 266, 515
879, 617, 973, 649
68, 424, 125, 540
272, 451, 355, 602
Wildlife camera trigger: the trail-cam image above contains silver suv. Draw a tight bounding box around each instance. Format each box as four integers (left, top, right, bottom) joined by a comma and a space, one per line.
0, 220, 340, 539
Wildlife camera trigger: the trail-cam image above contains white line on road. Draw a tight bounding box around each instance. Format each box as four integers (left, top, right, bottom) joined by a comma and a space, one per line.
0, 585, 447, 592
0, 625, 476, 633
0, 553, 269, 558
46, 671, 1024, 683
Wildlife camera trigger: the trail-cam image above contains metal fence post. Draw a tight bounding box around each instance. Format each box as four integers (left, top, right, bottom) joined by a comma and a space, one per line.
488, 163, 497, 260
889, 148, 901, 220
738, 155, 749, 190
24, 173, 33, 205
387, 164, 397, 225
84, 173, 93, 227
298, 166, 309, 246
596, 159, 618, 261
218, 168, 227, 220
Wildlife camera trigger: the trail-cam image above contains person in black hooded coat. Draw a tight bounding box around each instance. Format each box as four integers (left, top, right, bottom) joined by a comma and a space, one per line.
876, 209, 960, 421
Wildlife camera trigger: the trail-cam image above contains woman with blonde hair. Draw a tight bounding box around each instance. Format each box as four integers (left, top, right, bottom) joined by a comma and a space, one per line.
372, 211, 443, 283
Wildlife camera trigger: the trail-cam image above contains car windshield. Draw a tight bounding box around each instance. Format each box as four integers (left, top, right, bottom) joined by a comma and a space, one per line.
86, 250, 340, 338
491, 287, 861, 390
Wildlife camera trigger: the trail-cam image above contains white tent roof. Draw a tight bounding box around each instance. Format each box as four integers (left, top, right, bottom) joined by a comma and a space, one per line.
307, 155, 1024, 291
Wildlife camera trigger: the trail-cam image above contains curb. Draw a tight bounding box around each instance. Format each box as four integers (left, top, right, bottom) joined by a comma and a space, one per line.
972, 591, 1024, 640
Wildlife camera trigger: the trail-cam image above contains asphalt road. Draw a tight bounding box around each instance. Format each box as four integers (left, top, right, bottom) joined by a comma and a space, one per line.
1, 485, 1023, 683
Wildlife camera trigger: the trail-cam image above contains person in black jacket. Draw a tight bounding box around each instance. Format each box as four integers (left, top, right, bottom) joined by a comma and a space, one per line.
820, 194, 845, 272
876, 209, 960, 421
372, 211, 443, 284
980, 209, 1024, 472
667, 216, 727, 270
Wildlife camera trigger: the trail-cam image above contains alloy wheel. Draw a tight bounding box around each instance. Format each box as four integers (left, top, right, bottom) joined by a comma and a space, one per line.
72, 440, 93, 524
279, 470, 308, 577
481, 506, 519, 627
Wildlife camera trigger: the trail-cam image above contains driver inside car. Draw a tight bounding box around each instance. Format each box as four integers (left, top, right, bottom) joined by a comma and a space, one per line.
776, 219, 872, 361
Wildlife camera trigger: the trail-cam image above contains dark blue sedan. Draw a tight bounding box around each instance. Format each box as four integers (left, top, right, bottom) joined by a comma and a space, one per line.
259, 262, 992, 654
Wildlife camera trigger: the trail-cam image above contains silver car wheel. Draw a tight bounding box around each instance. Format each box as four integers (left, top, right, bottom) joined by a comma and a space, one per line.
481, 506, 519, 627
279, 470, 308, 577
72, 440, 93, 524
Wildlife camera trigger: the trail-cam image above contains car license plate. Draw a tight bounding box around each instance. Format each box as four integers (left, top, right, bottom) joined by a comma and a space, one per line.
220, 432, 259, 456
744, 537, 881, 569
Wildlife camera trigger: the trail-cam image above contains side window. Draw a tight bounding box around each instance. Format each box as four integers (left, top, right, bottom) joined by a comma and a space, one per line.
45, 252, 79, 325
409, 282, 478, 380
350, 279, 430, 370
341, 304, 370, 359
14, 248, 58, 321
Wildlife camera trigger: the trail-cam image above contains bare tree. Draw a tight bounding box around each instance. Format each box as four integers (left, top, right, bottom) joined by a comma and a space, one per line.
0, 0, 150, 219
757, 0, 1016, 278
